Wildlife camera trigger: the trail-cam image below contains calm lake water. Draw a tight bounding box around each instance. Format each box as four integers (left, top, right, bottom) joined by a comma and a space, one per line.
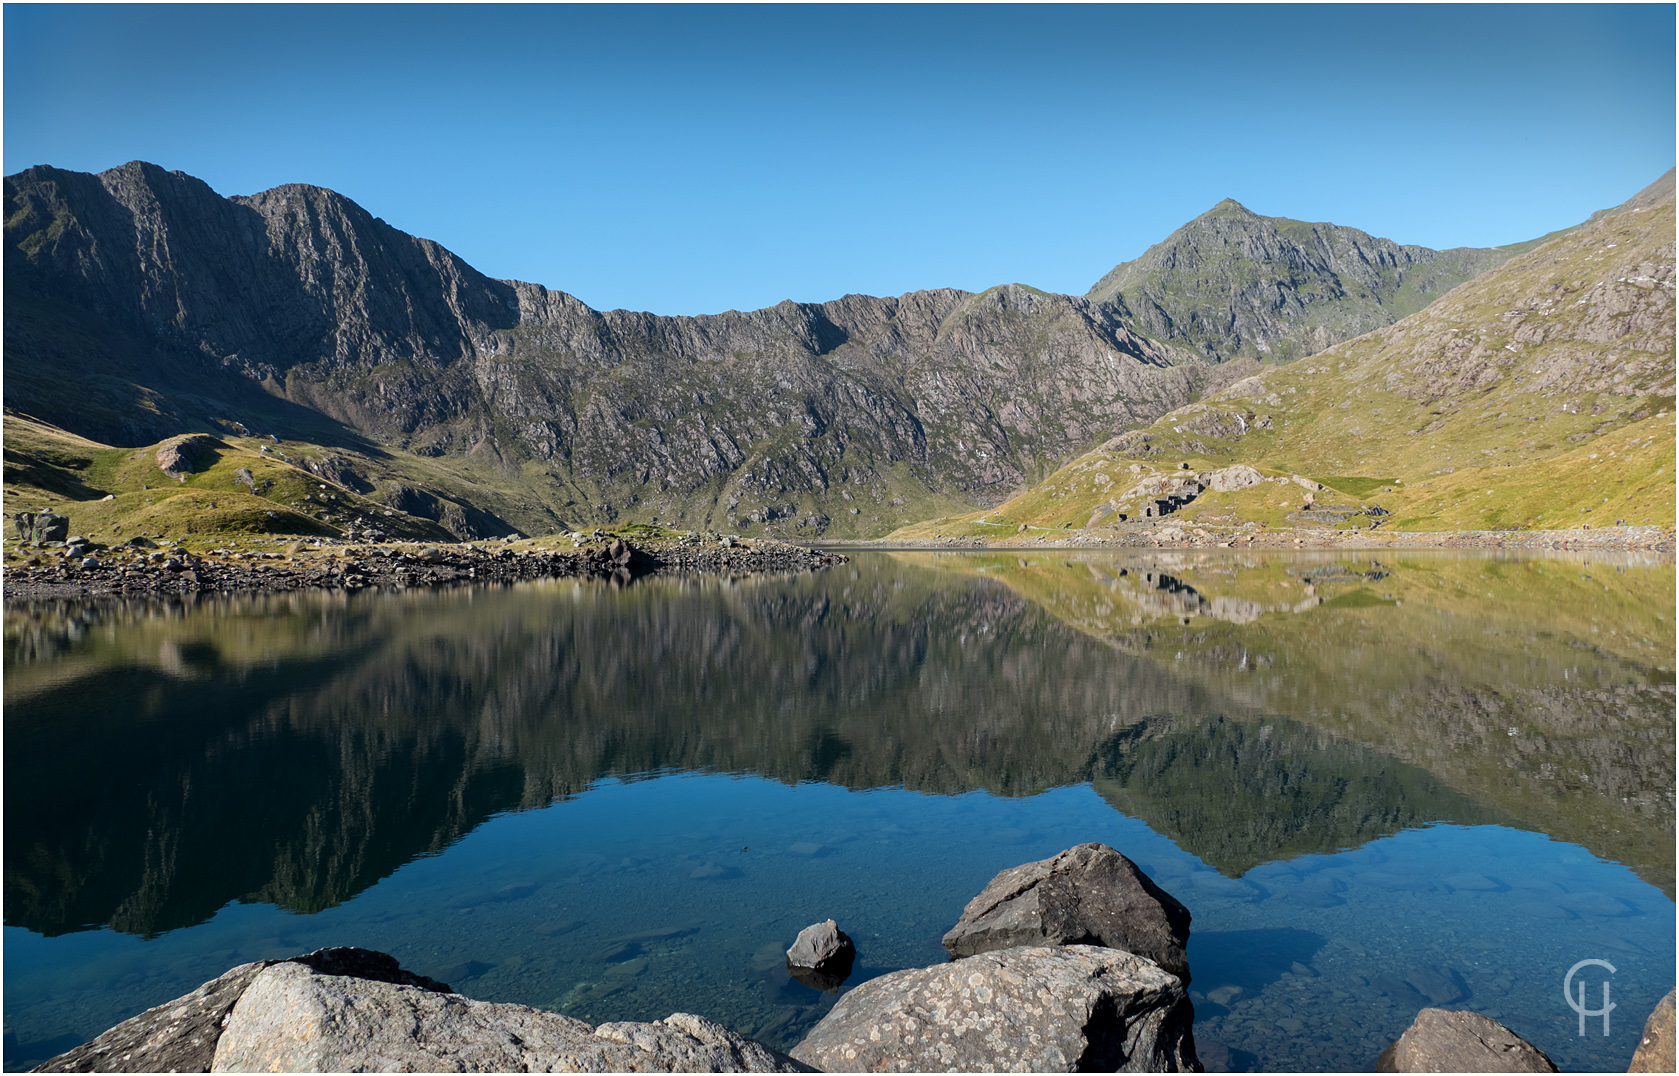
4, 549, 1674, 1072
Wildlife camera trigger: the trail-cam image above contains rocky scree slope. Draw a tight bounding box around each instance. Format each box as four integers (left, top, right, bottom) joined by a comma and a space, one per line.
1087, 197, 1557, 364
5, 162, 1221, 539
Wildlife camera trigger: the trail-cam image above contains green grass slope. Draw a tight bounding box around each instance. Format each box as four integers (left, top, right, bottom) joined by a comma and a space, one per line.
899, 175, 1676, 539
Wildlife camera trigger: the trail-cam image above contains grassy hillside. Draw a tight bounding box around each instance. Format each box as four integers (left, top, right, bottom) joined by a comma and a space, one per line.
896, 176, 1676, 540
2, 413, 458, 547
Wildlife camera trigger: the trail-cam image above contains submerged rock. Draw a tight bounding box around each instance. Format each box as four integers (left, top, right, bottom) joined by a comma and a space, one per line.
1375, 1008, 1556, 1073
941, 842, 1192, 980
35, 947, 804, 1074
790, 944, 1197, 1072
1630, 988, 1676, 1073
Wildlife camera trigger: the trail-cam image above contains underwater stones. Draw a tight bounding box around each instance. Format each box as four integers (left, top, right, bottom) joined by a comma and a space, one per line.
785, 920, 855, 992
1375, 1008, 1556, 1073
790, 944, 1197, 1073
1630, 988, 1676, 1072
941, 842, 1192, 980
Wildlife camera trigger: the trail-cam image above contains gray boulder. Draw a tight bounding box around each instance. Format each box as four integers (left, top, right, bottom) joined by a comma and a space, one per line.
36, 947, 803, 1074
790, 944, 1197, 1072
785, 920, 856, 992
33, 961, 275, 1073
1375, 1008, 1556, 1073
941, 842, 1192, 980
211, 961, 807, 1072
1630, 988, 1676, 1073
786, 919, 853, 970
12, 511, 68, 545
1207, 464, 1265, 492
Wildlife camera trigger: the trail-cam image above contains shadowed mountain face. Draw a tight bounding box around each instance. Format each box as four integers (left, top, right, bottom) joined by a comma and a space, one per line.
6, 551, 1670, 938
4, 162, 1220, 538
1086, 198, 1539, 364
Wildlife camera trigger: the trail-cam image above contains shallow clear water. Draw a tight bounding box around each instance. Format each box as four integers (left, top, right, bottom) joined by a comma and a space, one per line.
4, 550, 1674, 1071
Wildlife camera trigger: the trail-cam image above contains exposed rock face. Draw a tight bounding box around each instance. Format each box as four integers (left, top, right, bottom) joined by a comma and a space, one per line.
4, 161, 1215, 537
790, 944, 1197, 1073
1207, 464, 1265, 493
10, 511, 68, 544
36, 948, 804, 1074
1629, 988, 1676, 1073
941, 842, 1193, 980
1087, 198, 1524, 363
1374, 1008, 1557, 1073
154, 434, 221, 479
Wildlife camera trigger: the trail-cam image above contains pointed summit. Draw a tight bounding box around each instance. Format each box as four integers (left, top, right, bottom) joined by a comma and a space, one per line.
1086, 200, 1535, 363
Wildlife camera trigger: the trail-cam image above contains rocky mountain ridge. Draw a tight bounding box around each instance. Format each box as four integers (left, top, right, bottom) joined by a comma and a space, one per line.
1088, 197, 1555, 364
6, 161, 1229, 538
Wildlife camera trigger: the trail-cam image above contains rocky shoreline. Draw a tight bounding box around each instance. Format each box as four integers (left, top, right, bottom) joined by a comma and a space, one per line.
829, 523, 1676, 555
1, 534, 844, 602
34, 843, 1673, 1073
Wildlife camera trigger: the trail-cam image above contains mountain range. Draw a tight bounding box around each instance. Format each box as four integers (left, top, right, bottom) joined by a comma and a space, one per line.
5, 159, 1618, 540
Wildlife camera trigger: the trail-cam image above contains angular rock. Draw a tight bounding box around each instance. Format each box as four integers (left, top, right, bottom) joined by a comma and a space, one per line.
785, 920, 856, 992
785, 919, 853, 970
1629, 988, 1676, 1073
33, 960, 275, 1072
941, 842, 1192, 981
790, 944, 1197, 1073
210, 961, 808, 1073
1375, 1008, 1556, 1073
12, 511, 69, 545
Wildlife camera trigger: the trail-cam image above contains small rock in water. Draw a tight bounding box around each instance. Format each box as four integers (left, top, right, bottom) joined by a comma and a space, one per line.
1376, 1008, 1556, 1072
785, 919, 855, 993
785, 841, 823, 857
1206, 984, 1243, 1006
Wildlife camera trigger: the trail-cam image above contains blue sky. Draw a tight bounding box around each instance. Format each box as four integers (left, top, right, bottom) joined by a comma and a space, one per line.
5, 4, 1674, 316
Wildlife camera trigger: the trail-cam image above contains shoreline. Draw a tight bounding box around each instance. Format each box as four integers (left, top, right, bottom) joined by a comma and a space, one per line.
816, 523, 1675, 556
1, 536, 845, 603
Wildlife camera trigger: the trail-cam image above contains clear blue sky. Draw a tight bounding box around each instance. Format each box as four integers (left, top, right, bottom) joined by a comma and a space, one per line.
5, 4, 1674, 316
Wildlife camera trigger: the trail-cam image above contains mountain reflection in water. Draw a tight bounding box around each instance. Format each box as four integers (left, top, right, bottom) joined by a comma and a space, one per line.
6, 550, 1672, 944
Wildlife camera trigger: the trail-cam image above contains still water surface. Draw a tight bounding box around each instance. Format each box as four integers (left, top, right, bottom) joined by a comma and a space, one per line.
4, 550, 1674, 1071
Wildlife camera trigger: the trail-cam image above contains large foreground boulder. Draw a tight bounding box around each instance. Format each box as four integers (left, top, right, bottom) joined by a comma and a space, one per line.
1629, 988, 1676, 1072
36, 947, 805, 1074
941, 843, 1192, 980
790, 944, 1198, 1073
1375, 1008, 1556, 1073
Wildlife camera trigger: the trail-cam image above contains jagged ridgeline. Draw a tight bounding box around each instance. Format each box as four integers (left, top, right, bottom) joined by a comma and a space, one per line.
4, 162, 1239, 540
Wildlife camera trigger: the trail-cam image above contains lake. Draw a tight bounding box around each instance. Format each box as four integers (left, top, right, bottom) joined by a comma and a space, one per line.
4, 549, 1674, 1072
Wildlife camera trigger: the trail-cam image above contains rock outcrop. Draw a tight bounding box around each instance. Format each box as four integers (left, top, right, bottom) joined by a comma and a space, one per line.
790, 944, 1197, 1072
941, 842, 1193, 980
1374, 1008, 1557, 1073
154, 434, 221, 480
35, 948, 806, 1074
1629, 988, 1676, 1073
10, 510, 68, 545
